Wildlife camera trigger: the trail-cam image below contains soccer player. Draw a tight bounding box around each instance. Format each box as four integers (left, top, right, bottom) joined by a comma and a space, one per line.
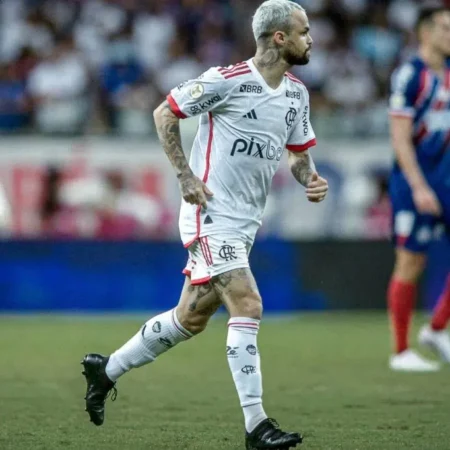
388, 5, 450, 372
81, 1, 328, 447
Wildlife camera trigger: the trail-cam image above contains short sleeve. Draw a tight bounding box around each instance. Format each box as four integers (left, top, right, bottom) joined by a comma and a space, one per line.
286, 94, 316, 153
166, 68, 228, 119
389, 63, 418, 118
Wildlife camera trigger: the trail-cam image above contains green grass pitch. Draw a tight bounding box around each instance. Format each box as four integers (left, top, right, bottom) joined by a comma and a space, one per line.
0, 313, 449, 450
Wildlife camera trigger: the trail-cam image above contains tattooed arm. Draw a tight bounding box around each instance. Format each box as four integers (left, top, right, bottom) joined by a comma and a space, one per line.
288, 150, 328, 203
288, 150, 315, 187
153, 100, 213, 208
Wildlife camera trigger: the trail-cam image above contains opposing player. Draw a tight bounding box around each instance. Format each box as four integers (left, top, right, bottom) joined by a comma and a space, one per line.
388, 5, 450, 372
81, 1, 328, 447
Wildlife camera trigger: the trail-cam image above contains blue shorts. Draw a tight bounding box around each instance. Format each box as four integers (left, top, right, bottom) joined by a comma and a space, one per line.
390, 176, 450, 253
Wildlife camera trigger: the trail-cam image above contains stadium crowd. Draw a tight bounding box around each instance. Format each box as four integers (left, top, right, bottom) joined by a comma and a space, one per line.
0, 0, 440, 137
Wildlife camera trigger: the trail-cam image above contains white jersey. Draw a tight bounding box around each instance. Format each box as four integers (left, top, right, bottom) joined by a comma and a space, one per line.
167, 58, 316, 247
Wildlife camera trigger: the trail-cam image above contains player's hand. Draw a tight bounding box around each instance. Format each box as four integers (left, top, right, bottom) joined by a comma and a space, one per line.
306, 172, 328, 203
413, 185, 441, 216
178, 173, 213, 209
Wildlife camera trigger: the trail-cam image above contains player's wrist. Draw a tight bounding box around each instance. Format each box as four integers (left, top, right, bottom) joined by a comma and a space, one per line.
410, 178, 429, 192
176, 169, 194, 180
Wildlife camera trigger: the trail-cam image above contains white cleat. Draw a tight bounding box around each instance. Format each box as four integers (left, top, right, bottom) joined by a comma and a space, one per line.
389, 349, 440, 372
418, 325, 450, 363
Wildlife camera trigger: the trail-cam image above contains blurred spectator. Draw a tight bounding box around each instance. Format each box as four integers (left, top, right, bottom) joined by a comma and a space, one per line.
0, 0, 435, 137
0, 63, 31, 132
0, 181, 12, 236
27, 35, 89, 135
365, 172, 392, 240
0, 7, 55, 63
133, 1, 176, 74
154, 32, 204, 95
99, 23, 155, 135
55, 169, 167, 239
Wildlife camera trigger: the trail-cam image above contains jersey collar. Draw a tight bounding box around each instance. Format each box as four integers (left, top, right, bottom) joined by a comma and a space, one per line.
247, 58, 286, 95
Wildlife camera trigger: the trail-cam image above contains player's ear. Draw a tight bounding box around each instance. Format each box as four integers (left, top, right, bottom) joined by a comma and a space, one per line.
273, 31, 286, 46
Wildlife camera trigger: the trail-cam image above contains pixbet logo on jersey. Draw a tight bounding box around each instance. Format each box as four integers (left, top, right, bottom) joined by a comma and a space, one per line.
230, 138, 283, 161
190, 94, 222, 114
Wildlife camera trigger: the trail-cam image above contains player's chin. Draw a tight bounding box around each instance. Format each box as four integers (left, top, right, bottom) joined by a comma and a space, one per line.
295, 55, 310, 66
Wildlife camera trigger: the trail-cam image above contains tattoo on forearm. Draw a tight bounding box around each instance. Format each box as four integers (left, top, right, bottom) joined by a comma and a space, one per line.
291, 154, 313, 187
155, 101, 191, 177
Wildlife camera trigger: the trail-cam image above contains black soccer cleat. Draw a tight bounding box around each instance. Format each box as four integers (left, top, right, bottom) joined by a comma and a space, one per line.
245, 418, 303, 449
81, 353, 117, 426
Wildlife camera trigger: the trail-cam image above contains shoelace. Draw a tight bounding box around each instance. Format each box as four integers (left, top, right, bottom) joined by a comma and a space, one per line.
106, 385, 118, 402
266, 418, 280, 429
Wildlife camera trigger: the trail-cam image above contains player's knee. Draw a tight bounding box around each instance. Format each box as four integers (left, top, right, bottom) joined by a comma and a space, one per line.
394, 251, 426, 282
235, 292, 263, 320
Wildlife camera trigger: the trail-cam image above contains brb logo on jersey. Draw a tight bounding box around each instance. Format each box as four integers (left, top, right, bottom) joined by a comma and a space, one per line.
286, 90, 301, 100
240, 84, 263, 94
285, 108, 297, 130
230, 138, 283, 161
190, 94, 222, 114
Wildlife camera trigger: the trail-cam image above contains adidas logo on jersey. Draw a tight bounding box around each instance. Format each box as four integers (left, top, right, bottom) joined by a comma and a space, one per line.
204, 215, 213, 225
243, 110, 258, 120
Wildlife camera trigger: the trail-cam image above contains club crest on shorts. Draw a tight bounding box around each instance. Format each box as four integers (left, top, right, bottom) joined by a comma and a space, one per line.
219, 243, 237, 261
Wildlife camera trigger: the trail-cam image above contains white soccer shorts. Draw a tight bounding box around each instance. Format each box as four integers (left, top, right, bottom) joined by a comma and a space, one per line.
182, 235, 252, 285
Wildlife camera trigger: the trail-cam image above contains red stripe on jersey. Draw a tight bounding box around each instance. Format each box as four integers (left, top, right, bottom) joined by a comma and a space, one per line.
218, 62, 248, 74
285, 72, 304, 85
286, 138, 317, 153
200, 237, 213, 266
415, 69, 431, 107
414, 123, 428, 145
224, 69, 252, 79
199, 237, 213, 266
184, 112, 214, 249
445, 69, 450, 90
166, 94, 187, 119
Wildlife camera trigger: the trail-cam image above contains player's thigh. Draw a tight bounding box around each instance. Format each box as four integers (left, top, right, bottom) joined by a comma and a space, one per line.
176, 277, 222, 331
393, 247, 427, 282
211, 267, 262, 319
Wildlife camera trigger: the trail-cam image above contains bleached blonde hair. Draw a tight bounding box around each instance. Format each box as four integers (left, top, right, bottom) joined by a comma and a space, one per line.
252, 0, 305, 41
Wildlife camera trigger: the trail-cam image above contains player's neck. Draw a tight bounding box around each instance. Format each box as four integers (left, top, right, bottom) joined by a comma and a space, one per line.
253, 48, 290, 90
419, 46, 446, 76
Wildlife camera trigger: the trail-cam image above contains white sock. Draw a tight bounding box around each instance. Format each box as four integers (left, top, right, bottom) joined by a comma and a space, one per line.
105, 309, 192, 382
227, 317, 267, 433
